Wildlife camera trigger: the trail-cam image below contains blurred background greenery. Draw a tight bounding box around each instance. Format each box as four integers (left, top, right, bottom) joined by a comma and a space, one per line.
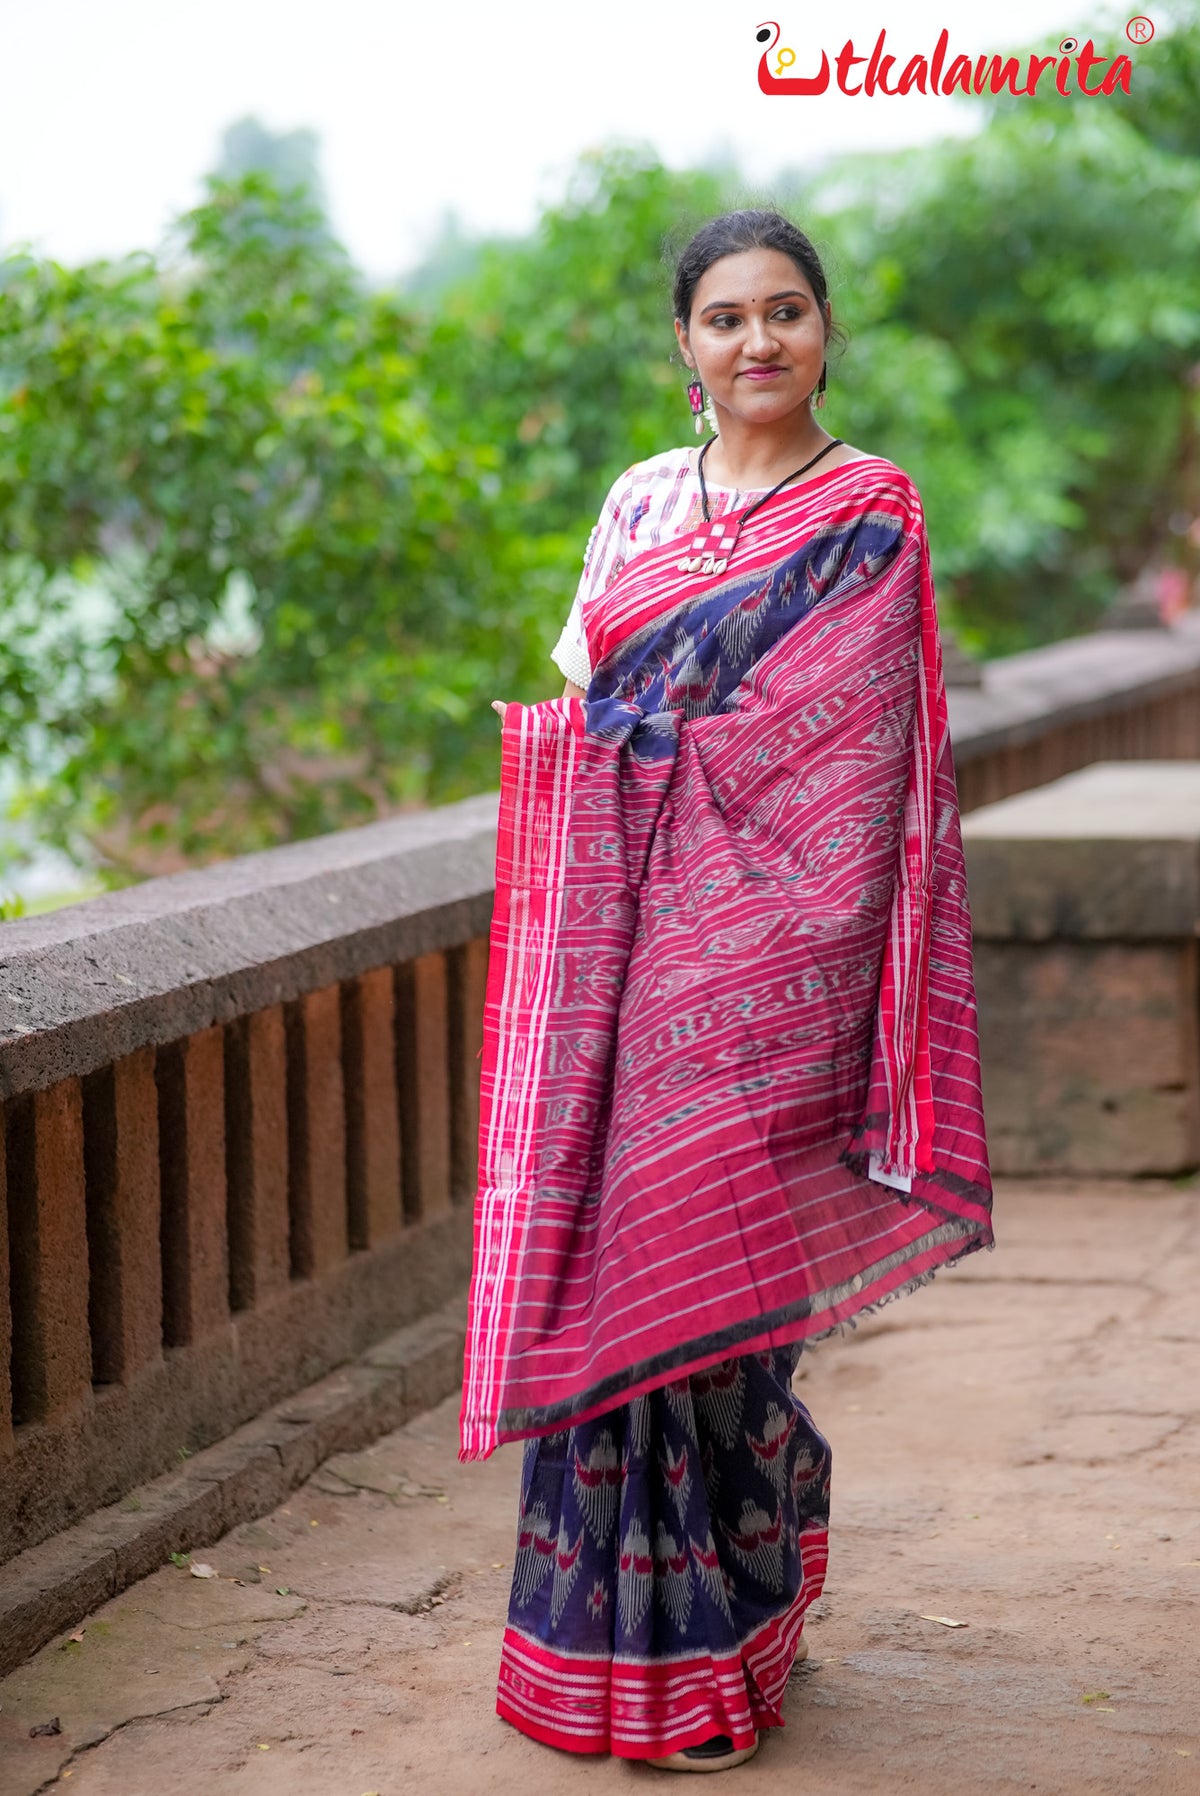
2, 14, 1198, 889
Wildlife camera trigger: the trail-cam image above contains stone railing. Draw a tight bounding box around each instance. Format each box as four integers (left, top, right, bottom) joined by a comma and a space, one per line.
0, 798, 495, 1569
948, 614, 1200, 808
2, 613, 1199, 1574
964, 761, 1200, 1177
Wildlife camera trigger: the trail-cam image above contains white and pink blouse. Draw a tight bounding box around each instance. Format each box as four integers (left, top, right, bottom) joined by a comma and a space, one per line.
550, 445, 783, 690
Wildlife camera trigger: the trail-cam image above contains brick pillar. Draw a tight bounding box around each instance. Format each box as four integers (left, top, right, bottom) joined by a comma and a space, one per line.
225, 1005, 290, 1309
83, 1048, 162, 1382
285, 985, 348, 1277
342, 968, 403, 1250
156, 1026, 230, 1346
448, 937, 488, 1204
5, 1079, 92, 1423
0, 1103, 11, 1452
395, 952, 451, 1221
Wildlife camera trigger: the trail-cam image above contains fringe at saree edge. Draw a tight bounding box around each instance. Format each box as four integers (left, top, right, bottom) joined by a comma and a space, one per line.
461, 1204, 990, 1459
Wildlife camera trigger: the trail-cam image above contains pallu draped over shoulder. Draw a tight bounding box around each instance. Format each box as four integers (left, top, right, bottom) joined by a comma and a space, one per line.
461, 456, 992, 1462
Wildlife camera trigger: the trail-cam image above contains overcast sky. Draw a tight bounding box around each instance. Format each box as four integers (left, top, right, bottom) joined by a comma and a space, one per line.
1, 0, 1108, 278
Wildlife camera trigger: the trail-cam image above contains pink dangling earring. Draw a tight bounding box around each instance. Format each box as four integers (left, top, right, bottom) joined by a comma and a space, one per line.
813, 361, 828, 410
687, 374, 706, 435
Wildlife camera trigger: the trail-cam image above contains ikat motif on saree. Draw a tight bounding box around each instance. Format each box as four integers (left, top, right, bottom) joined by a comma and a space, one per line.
497, 1346, 831, 1757
462, 456, 993, 1459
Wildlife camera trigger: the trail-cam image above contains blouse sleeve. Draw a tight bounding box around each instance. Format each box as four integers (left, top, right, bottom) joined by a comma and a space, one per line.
549, 468, 633, 689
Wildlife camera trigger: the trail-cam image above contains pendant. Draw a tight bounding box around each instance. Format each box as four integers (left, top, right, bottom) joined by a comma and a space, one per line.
675, 519, 737, 577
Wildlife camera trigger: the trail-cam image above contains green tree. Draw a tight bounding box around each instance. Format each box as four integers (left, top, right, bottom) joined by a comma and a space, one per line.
421, 82, 1200, 662
404, 210, 516, 305
834, 8, 1200, 648
422, 149, 732, 535
4, 20, 1200, 883
784, 107, 1200, 650
1045, 2, 1200, 158
216, 117, 326, 206
0, 176, 540, 878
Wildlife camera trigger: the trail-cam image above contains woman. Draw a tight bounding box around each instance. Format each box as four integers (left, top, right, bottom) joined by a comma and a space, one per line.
461, 210, 992, 1773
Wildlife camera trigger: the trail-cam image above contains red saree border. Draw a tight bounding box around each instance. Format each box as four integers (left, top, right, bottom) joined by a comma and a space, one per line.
461, 699, 586, 1457
496, 1526, 826, 1758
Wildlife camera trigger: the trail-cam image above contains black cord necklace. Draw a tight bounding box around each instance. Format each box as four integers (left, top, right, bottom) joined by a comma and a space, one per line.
677, 434, 845, 577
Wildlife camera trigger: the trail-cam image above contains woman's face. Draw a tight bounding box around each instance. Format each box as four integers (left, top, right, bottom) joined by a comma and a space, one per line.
675, 246, 830, 431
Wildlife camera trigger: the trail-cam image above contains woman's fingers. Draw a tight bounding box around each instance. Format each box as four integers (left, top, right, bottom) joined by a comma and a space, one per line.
491, 700, 507, 726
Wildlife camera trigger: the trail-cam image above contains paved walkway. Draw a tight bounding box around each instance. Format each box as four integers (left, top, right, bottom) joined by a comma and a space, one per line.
2, 1178, 1198, 1796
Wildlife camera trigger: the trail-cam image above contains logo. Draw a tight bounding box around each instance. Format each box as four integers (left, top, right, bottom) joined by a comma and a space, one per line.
755, 19, 1140, 97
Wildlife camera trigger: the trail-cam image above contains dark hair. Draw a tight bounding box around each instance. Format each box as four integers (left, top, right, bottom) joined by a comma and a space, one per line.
672, 209, 843, 350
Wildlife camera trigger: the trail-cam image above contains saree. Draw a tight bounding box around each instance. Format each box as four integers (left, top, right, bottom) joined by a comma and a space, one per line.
497, 1345, 832, 1756
461, 455, 992, 1463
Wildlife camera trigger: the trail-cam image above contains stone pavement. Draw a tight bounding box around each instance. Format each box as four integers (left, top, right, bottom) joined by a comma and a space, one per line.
1, 1178, 1197, 1796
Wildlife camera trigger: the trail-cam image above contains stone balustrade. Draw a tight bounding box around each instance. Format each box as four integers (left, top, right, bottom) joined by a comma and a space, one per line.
964, 762, 1200, 1176
0, 798, 495, 1568
2, 614, 1199, 1575
947, 613, 1200, 807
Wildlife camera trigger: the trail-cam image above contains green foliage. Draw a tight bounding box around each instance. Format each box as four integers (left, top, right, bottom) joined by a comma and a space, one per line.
1007, 1, 1200, 159
0, 177, 545, 876
3, 18, 1200, 877
420, 65, 1200, 665
422, 148, 731, 533
405, 210, 518, 304
803, 98, 1200, 649
217, 116, 326, 201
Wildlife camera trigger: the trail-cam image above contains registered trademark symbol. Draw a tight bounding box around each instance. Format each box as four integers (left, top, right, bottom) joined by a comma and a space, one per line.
1126, 14, 1155, 41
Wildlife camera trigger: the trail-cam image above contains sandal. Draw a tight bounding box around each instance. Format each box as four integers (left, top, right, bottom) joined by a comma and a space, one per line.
646, 1630, 804, 1767
645, 1634, 808, 1772
647, 1734, 760, 1773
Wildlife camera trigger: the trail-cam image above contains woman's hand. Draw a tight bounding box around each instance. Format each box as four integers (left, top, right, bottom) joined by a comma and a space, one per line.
492, 683, 584, 727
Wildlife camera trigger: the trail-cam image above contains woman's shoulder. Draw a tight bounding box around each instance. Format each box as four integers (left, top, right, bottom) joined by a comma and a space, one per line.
592, 446, 699, 524
832, 448, 915, 484
593, 446, 687, 500
831, 452, 925, 519
622, 445, 699, 486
